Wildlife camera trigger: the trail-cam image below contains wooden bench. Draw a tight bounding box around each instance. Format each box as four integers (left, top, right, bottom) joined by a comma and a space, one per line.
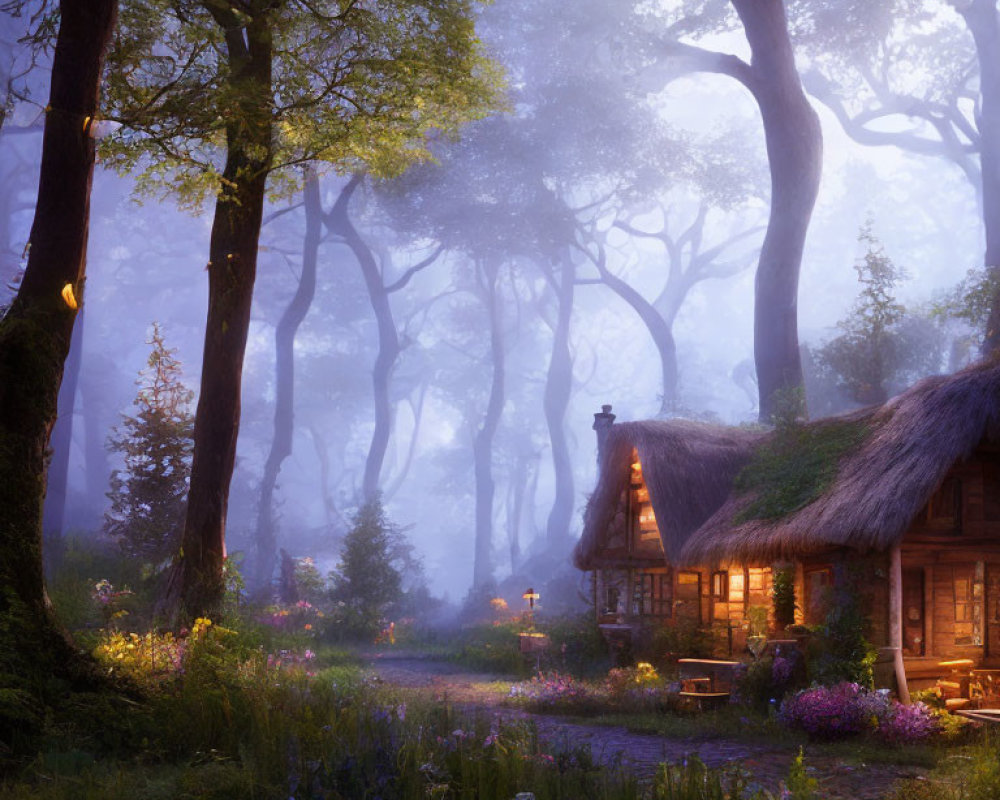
936, 659, 977, 707
677, 658, 742, 692
678, 690, 731, 709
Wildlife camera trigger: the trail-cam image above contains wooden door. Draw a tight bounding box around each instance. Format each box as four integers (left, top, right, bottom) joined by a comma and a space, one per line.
676, 571, 701, 626
987, 563, 1000, 658
902, 568, 925, 656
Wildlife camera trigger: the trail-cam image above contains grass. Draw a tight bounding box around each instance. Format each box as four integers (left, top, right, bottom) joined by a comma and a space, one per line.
5, 621, 994, 800
883, 737, 1000, 799
6, 553, 989, 799
1, 633, 647, 799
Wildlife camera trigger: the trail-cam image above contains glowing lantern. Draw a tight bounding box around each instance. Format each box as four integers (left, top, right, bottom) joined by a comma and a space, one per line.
61, 283, 78, 310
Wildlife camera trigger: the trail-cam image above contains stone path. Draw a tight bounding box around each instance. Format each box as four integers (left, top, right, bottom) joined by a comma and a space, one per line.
364, 653, 930, 799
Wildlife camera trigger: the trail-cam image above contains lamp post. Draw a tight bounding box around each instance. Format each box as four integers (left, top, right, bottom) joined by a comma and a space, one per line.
522, 587, 539, 629
521, 587, 544, 670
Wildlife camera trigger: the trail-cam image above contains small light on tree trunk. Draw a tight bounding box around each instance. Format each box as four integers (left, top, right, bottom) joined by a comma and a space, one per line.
61, 283, 77, 310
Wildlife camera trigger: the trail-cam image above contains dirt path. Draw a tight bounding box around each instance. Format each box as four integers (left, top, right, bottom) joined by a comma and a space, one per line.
363, 653, 928, 799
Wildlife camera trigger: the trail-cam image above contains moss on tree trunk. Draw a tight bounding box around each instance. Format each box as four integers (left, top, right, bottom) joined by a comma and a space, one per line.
0, 0, 125, 759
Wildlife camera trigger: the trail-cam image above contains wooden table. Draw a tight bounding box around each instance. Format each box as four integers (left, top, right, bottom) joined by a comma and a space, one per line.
677, 658, 742, 693
955, 708, 1000, 724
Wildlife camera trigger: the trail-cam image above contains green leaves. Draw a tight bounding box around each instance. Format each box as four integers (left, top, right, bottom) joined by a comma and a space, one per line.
100, 0, 503, 206
104, 323, 194, 563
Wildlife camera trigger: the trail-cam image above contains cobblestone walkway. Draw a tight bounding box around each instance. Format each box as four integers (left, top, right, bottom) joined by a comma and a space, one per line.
365, 654, 929, 799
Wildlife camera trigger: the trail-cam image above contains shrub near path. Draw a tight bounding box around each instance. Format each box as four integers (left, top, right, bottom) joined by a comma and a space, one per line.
364, 652, 931, 799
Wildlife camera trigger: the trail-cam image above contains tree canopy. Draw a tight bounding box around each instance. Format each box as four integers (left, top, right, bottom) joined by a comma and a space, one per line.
102, 0, 502, 204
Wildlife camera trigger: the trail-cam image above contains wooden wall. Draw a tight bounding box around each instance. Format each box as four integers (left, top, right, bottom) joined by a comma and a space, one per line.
898, 450, 1000, 665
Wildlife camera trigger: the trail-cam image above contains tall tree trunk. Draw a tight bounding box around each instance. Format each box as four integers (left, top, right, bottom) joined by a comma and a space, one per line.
0, 0, 116, 699
309, 423, 344, 530
963, 0, 1000, 355
176, 15, 272, 619
44, 304, 85, 569
381, 385, 427, 502
323, 175, 401, 502
732, 0, 822, 422
80, 362, 110, 527
253, 169, 321, 591
472, 260, 505, 588
543, 254, 575, 546
505, 446, 535, 573
597, 265, 678, 416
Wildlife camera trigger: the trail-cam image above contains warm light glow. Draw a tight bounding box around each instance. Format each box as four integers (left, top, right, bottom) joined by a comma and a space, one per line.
631, 461, 642, 472
730, 573, 745, 592
61, 283, 78, 310
522, 588, 540, 601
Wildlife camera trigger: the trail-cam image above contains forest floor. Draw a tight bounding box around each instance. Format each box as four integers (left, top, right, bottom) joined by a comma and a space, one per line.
363, 650, 931, 800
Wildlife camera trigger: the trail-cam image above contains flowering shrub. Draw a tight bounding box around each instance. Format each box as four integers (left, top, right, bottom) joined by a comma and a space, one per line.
779, 683, 887, 738
772, 654, 795, 686
877, 701, 940, 744
266, 648, 317, 677
259, 600, 325, 634
508, 671, 599, 712
605, 662, 660, 695
94, 629, 184, 682
375, 621, 396, 645
91, 579, 134, 626
779, 682, 938, 743
93, 617, 229, 683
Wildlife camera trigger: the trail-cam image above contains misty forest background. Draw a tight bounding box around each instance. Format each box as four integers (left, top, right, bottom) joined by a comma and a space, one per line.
0, 0, 995, 612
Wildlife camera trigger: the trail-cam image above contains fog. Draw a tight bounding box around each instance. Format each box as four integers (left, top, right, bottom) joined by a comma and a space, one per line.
0, 1, 988, 606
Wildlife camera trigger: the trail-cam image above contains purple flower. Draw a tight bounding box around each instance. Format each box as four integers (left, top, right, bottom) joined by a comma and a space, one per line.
779, 682, 935, 742
877, 702, 939, 743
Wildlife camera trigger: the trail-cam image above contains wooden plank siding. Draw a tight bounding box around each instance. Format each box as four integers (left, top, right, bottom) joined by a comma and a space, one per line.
589, 447, 1000, 668
896, 449, 1000, 667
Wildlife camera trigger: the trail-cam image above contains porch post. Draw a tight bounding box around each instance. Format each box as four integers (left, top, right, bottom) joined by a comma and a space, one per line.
890, 544, 911, 704
593, 404, 616, 466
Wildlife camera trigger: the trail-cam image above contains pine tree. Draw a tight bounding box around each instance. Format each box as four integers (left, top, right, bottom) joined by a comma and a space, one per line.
330, 496, 406, 637
104, 323, 193, 563
817, 222, 907, 406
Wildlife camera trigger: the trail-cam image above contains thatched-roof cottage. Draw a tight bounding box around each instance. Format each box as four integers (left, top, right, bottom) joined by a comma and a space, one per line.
577, 360, 1000, 695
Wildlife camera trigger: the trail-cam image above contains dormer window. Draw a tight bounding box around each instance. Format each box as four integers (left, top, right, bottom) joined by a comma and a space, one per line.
629, 452, 664, 553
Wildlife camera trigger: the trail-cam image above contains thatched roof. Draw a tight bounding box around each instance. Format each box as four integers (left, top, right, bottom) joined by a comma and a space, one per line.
576, 359, 1000, 571
684, 359, 1000, 564
573, 419, 762, 569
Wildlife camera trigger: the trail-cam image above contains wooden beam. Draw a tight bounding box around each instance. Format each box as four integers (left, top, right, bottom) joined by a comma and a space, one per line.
924, 564, 934, 658
891, 544, 911, 703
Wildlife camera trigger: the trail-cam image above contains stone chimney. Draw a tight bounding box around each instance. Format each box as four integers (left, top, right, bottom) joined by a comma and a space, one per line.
593, 404, 616, 466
